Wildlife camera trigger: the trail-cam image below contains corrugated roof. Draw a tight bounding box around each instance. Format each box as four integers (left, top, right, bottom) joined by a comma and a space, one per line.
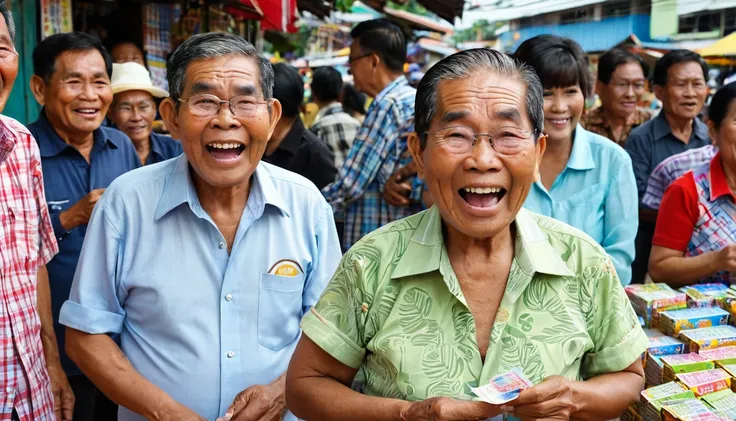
678, 0, 736, 17
461, 0, 606, 24
362, 0, 464, 23
383, 7, 455, 35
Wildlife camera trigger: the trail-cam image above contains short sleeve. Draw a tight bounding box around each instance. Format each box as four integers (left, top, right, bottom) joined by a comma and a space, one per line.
624, 132, 652, 202
652, 173, 699, 251
29, 135, 58, 267
58, 200, 126, 335
300, 247, 372, 369
582, 256, 648, 378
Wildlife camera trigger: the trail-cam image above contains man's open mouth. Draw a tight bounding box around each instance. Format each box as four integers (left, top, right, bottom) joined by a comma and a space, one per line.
206, 142, 246, 160
459, 186, 507, 208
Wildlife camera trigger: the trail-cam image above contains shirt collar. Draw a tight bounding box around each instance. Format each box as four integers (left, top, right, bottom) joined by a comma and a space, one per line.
390, 206, 574, 282
315, 102, 344, 120
375, 76, 409, 102
567, 125, 596, 170
154, 156, 291, 220
708, 152, 736, 202
277, 118, 305, 155
653, 112, 710, 142
35, 110, 120, 158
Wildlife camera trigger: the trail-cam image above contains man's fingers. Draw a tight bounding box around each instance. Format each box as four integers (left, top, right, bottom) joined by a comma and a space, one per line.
62, 390, 75, 421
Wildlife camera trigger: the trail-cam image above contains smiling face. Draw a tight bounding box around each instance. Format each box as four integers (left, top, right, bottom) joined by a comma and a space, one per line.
38, 49, 113, 140
0, 16, 18, 113
160, 55, 281, 189
657, 61, 708, 120
598, 61, 647, 120
409, 70, 545, 239
711, 98, 736, 172
543, 85, 585, 144
109, 90, 156, 145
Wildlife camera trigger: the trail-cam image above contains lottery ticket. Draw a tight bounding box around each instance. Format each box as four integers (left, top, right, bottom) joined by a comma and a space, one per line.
469, 368, 534, 405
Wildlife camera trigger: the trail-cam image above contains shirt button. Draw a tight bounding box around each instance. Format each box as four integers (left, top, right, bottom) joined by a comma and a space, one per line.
227, 351, 235, 358
218, 242, 226, 249
225, 294, 233, 301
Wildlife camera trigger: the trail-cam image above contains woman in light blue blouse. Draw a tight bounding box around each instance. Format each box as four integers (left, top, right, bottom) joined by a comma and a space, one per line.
515, 35, 638, 285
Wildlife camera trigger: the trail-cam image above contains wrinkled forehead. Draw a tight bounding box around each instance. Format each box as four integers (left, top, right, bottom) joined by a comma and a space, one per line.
434, 72, 530, 129
183, 55, 262, 96
667, 61, 706, 82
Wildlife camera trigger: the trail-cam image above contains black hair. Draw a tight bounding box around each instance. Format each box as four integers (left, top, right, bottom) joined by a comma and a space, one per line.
513, 34, 592, 99
653, 49, 708, 86
416, 48, 544, 148
167, 32, 273, 100
272, 63, 304, 118
342, 83, 367, 116
350, 19, 406, 73
708, 82, 736, 130
311, 67, 343, 103
597, 48, 649, 84
33, 32, 113, 82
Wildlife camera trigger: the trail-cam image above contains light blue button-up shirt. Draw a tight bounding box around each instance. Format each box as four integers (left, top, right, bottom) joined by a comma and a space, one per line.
59, 155, 342, 421
523, 126, 638, 285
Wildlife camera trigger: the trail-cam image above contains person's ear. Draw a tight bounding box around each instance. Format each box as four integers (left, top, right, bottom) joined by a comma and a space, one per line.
370, 52, 380, 71
266, 99, 283, 140
30, 75, 46, 107
533, 133, 547, 183
654, 84, 665, 102
159, 98, 181, 140
707, 119, 719, 145
408, 132, 425, 180
595, 80, 605, 98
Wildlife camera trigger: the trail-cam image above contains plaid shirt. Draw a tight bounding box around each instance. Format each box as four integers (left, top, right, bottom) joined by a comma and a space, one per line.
311, 103, 361, 170
582, 106, 653, 146
0, 115, 57, 420
322, 77, 423, 250
642, 145, 717, 209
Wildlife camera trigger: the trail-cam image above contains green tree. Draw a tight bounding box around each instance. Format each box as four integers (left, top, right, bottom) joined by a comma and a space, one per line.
452, 19, 502, 43
387, 0, 428, 15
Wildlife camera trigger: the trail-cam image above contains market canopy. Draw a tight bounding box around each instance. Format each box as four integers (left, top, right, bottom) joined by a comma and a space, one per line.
697, 32, 736, 57
361, 0, 463, 23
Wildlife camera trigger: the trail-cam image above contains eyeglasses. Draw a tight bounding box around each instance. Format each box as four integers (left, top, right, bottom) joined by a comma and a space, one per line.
610, 81, 646, 93
348, 52, 373, 66
178, 94, 270, 118
426, 126, 537, 155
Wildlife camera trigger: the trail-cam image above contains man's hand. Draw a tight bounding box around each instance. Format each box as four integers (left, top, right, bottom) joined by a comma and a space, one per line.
400, 397, 500, 420
718, 244, 736, 273
60, 188, 105, 231
383, 162, 418, 207
502, 376, 576, 421
217, 375, 286, 421
47, 362, 74, 421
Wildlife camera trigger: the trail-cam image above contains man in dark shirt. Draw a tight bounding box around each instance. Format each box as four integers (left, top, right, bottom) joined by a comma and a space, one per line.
624, 50, 711, 283
264, 63, 336, 189
27, 32, 140, 421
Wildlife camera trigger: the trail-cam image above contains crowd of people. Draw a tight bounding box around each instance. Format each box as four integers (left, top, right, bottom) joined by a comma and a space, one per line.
1, 2, 735, 420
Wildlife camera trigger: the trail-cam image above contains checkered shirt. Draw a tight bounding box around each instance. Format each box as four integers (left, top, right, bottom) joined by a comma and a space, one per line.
322, 77, 423, 250
311, 103, 361, 170
0, 115, 57, 421
642, 145, 717, 209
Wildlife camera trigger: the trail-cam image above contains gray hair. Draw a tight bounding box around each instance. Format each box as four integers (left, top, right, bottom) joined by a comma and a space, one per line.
0, 4, 15, 44
167, 32, 273, 100
416, 48, 544, 147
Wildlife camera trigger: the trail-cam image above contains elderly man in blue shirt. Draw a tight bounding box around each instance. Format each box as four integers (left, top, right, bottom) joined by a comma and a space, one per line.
59, 32, 342, 421
27, 32, 141, 420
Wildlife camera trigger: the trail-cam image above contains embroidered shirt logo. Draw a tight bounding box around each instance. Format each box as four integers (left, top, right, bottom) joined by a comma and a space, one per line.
268, 259, 304, 277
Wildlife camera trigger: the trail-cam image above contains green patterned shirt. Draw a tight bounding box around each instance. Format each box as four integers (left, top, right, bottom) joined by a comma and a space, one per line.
301, 206, 647, 402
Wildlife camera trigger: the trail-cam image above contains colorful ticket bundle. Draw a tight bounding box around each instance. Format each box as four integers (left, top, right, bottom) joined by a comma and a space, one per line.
659, 308, 730, 337
679, 326, 736, 352
648, 335, 687, 357
700, 346, 736, 365
676, 369, 731, 397
701, 389, 736, 419
661, 353, 715, 383
640, 382, 696, 421
469, 368, 533, 405
681, 284, 730, 308
626, 284, 687, 328
662, 398, 728, 420
646, 354, 665, 387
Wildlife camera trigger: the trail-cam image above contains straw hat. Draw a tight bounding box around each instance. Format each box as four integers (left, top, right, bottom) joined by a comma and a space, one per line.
111, 62, 169, 98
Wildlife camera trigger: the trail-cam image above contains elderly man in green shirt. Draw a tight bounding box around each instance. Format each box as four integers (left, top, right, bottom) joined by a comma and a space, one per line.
286, 49, 647, 421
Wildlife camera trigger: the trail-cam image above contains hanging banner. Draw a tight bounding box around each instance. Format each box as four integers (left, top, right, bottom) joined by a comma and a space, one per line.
41, 0, 73, 39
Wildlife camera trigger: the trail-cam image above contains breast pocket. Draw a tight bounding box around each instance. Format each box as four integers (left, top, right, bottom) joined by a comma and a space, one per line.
557, 185, 604, 240
258, 272, 306, 351
0, 201, 40, 273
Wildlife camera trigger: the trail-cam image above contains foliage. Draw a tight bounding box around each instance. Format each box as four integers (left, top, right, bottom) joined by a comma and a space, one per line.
452, 19, 503, 43
387, 0, 428, 15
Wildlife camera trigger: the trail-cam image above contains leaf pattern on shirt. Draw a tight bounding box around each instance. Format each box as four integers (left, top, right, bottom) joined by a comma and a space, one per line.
422, 343, 468, 397
500, 326, 546, 383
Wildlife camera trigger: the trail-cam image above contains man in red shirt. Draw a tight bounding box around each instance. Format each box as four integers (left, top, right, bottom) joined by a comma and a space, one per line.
0, 5, 74, 421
